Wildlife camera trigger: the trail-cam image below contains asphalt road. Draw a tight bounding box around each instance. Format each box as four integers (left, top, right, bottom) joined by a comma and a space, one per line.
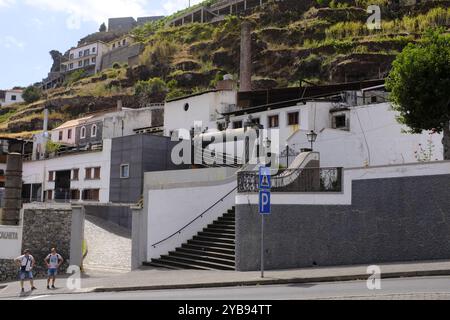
12, 276, 450, 300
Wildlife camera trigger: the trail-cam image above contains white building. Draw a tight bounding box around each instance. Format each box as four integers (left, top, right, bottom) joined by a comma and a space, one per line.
61, 41, 109, 74
22, 139, 112, 203
164, 90, 237, 139
0, 89, 24, 107
51, 116, 93, 146
163, 85, 444, 168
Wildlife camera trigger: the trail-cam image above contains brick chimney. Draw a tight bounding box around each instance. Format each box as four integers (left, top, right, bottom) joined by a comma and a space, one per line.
239, 21, 252, 92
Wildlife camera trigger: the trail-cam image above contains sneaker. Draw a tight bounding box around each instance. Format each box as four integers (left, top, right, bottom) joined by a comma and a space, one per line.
51, 285, 56, 289
21, 288, 25, 293
47, 285, 50, 289
31, 287, 37, 291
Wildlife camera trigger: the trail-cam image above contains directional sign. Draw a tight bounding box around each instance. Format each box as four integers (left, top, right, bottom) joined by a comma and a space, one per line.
259, 190, 271, 215
259, 167, 271, 190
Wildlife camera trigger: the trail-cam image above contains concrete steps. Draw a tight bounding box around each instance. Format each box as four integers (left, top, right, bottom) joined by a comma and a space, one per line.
145, 207, 236, 270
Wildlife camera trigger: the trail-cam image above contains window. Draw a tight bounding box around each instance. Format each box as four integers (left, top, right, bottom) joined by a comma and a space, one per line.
268, 115, 279, 128
80, 126, 86, 139
288, 112, 299, 126
92, 47, 96, 53
68, 129, 72, 140
70, 54, 74, 59
233, 121, 243, 129
332, 114, 347, 129
69, 63, 74, 69
84, 49, 90, 56
93, 167, 101, 180
112, 44, 116, 49
49, 171, 54, 182
82, 189, 99, 202
59, 131, 63, 141
79, 51, 83, 58
46, 190, 53, 201
91, 124, 98, 137
78, 61, 83, 67
85, 168, 92, 180
84, 59, 89, 67
120, 164, 130, 179
92, 57, 96, 63
72, 169, 79, 181
11, 95, 16, 101
70, 190, 80, 201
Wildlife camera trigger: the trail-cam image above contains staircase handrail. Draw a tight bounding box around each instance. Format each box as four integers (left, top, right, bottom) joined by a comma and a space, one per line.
151, 186, 237, 248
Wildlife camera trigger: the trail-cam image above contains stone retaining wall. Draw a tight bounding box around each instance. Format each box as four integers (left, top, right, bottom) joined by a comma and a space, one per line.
0, 208, 72, 283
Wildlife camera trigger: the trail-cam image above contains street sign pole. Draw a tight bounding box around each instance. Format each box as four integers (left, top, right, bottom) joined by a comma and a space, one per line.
258, 167, 271, 279
261, 213, 264, 278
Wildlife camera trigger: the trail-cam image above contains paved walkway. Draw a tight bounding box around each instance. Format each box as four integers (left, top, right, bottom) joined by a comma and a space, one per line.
83, 215, 131, 273
2, 260, 450, 299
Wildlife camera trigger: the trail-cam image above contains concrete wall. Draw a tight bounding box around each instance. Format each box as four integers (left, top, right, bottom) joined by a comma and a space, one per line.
288, 102, 444, 168
164, 90, 237, 138
85, 206, 132, 230
100, 43, 143, 70
0, 208, 72, 282
143, 167, 238, 260
102, 107, 162, 140
235, 162, 450, 271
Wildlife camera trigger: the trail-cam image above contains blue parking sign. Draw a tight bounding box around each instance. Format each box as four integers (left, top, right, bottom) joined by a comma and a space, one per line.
259, 190, 271, 215
259, 167, 271, 189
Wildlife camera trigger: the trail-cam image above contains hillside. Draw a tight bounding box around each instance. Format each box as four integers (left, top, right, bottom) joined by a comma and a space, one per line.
1, 0, 449, 138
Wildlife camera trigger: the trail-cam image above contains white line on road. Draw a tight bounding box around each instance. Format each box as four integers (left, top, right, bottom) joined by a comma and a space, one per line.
24, 295, 50, 300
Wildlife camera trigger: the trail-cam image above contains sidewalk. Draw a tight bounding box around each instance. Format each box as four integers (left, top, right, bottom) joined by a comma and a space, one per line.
2, 260, 450, 299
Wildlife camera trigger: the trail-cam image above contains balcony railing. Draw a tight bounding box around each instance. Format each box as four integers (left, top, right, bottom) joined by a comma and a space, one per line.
237, 167, 343, 193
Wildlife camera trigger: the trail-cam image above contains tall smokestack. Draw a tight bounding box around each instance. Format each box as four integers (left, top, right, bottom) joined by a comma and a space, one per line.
43, 108, 49, 133
239, 21, 252, 92
2, 152, 23, 225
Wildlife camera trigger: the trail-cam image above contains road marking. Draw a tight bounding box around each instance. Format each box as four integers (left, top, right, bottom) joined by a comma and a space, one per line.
24, 295, 50, 300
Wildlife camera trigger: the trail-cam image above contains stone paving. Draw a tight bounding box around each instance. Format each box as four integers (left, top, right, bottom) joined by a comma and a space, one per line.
83, 215, 131, 272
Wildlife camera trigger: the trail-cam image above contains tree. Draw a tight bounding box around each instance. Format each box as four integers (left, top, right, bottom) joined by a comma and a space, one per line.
386, 29, 450, 160
22, 85, 42, 104
99, 23, 107, 32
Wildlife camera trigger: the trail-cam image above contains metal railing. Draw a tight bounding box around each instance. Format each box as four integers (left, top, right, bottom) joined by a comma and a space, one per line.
151, 186, 237, 248
238, 167, 343, 193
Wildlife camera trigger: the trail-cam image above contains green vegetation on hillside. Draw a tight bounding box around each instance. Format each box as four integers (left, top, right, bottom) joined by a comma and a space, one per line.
2, 0, 450, 137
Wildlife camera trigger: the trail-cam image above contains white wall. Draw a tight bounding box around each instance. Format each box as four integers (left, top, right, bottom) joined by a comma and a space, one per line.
22, 139, 112, 203
1, 90, 24, 106
144, 167, 238, 260
51, 126, 77, 145
288, 102, 444, 168
0, 225, 23, 259
103, 107, 159, 139
164, 90, 237, 138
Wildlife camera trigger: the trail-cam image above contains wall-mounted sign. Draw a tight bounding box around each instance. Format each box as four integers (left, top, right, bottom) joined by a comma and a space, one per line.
0, 231, 19, 240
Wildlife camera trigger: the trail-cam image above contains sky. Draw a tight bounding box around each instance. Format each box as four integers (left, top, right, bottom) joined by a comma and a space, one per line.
0, 0, 203, 89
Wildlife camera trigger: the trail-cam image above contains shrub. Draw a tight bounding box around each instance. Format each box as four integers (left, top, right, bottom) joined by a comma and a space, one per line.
22, 86, 42, 104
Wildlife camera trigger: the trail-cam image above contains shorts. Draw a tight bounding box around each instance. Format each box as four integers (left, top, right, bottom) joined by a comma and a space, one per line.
48, 268, 58, 277
19, 271, 33, 280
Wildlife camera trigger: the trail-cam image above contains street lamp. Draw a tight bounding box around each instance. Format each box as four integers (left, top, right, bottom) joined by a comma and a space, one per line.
285, 143, 289, 168
306, 130, 318, 151
263, 137, 271, 167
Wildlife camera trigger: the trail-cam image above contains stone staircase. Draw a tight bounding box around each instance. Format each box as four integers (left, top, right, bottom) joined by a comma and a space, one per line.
145, 208, 235, 270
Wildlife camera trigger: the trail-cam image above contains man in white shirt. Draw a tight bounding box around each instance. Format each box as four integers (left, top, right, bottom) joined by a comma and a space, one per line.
14, 249, 37, 293
44, 248, 64, 289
